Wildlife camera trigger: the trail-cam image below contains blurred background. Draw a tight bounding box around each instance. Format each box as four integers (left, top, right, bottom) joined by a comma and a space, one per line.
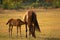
0, 0, 60, 9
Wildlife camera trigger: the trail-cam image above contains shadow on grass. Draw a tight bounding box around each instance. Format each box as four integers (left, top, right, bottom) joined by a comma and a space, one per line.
0, 35, 60, 40
36, 36, 60, 40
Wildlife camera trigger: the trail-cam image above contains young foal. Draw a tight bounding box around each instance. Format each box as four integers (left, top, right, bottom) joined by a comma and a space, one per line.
6, 18, 25, 37
23, 10, 41, 38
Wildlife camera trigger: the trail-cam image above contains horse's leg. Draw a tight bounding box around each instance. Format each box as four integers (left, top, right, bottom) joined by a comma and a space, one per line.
32, 26, 36, 38
11, 26, 13, 37
29, 25, 36, 38
17, 26, 18, 37
29, 25, 32, 38
9, 25, 10, 37
26, 23, 27, 38
29, 26, 31, 36
19, 26, 21, 37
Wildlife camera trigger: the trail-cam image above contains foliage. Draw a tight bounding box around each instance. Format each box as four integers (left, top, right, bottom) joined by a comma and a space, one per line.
0, 0, 60, 9
52, 0, 60, 8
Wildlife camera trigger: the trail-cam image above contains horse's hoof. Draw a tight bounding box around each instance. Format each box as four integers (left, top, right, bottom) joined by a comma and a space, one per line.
26, 36, 27, 38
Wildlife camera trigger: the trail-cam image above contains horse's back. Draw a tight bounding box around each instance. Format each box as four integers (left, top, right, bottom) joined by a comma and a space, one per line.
7, 18, 25, 26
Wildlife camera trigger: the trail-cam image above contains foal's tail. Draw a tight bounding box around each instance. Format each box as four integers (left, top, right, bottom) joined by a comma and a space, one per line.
6, 19, 13, 25
6, 22, 8, 25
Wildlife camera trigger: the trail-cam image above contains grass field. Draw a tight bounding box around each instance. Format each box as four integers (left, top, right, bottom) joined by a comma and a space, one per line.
0, 9, 60, 40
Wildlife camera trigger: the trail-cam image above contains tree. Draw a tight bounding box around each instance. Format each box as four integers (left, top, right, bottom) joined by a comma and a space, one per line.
0, 0, 3, 4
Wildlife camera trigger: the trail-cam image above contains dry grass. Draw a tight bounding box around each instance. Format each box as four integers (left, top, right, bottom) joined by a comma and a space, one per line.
0, 9, 60, 40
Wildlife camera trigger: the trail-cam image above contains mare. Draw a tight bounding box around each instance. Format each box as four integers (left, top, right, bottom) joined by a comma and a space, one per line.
23, 10, 41, 38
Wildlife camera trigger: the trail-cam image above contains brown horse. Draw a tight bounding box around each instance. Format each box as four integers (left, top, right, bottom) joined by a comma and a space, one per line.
23, 10, 41, 38
6, 18, 25, 37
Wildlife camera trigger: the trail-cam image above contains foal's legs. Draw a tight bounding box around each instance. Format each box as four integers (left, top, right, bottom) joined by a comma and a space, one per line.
19, 26, 21, 37
9, 25, 10, 37
17, 26, 18, 37
11, 26, 13, 37
9, 25, 13, 37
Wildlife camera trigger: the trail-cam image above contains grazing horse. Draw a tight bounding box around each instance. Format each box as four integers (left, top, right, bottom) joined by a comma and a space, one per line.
23, 10, 41, 38
6, 18, 25, 37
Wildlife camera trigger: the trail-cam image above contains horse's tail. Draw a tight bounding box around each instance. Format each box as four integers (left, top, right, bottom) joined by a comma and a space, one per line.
6, 19, 13, 25
32, 12, 41, 32
34, 19, 41, 32
6, 22, 8, 25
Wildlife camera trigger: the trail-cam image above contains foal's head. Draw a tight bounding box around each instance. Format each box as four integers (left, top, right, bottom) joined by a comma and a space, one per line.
17, 19, 25, 25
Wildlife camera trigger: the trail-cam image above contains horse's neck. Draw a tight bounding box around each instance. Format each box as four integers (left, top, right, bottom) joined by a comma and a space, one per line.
23, 12, 28, 22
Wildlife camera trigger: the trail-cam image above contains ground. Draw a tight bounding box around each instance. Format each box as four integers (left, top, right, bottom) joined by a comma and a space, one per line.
0, 9, 60, 40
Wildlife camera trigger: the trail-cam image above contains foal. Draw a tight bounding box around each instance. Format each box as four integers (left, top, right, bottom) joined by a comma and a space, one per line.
6, 18, 25, 37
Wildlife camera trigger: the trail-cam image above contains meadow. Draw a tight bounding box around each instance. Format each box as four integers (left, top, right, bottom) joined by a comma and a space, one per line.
0, 9, 60, 40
